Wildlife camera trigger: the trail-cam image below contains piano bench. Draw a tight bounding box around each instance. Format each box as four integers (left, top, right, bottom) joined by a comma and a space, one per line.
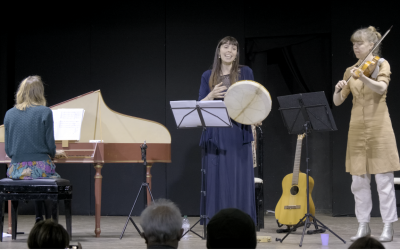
0, 178, 73, 242
254, 178, 264, 231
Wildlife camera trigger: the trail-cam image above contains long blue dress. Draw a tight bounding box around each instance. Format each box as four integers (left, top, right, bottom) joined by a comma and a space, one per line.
198, 66, 256, 224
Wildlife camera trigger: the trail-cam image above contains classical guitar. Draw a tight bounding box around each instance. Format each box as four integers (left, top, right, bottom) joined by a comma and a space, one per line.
275, 134, 315, 226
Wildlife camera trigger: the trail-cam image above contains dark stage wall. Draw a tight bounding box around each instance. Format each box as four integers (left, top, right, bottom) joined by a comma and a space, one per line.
1, 3, 400, 218
0, 2, 247, 216
246, 34, 333, 215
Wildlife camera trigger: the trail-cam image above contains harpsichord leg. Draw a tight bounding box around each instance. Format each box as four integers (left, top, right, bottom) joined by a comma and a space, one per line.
94, 163, 103, 237
146, 163, 153, 205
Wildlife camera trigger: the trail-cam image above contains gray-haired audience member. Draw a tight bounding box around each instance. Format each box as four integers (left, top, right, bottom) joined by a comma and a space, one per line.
349, 236, 385, 249
207, 208, 257, 249
27, 219, 69, 249
140, 199, 183, 249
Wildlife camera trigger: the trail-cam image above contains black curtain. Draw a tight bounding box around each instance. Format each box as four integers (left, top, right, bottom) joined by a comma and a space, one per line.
246, 34, 333, 213
0, 29, 15, 183
247, 34, 332, 100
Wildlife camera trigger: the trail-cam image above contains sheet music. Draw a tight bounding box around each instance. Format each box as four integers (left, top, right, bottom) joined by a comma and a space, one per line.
198, 101, 231, 127
170, 101, 201, 127
197, 100, 225, 108
52, 109, 85, 140
170, 100, 231, 128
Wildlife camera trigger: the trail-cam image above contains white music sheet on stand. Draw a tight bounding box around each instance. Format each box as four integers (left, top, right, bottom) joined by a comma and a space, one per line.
170, 101, 201, 127
170, 100, 231, 128
198, 101, 230, 127
52, 109, 85, 140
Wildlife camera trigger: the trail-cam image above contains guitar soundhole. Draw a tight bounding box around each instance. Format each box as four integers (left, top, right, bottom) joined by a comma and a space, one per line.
290, 186, 299, 195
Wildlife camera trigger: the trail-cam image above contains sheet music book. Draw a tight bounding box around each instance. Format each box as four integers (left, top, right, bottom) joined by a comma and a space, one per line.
52, 109, 85, 140
170, 100, 231, 128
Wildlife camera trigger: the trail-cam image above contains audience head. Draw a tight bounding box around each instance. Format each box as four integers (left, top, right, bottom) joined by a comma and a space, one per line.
349, 236, 385, 249
140, 199, 183, 249
207, 208, 257, 249
27, 219, 69, 249
15, 75, 46, 111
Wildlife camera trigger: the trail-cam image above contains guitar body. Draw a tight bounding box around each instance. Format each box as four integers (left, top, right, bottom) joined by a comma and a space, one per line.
275, 172, 315, 226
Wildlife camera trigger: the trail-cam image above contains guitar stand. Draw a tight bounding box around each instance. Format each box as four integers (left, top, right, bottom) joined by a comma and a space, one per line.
120, 182, 154, 239
276, 211, 345, 245
276, 219, 304, 233
276, 226, 296, 234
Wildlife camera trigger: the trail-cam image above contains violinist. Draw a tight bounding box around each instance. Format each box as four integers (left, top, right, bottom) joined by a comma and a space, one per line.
333, 26, 399, 242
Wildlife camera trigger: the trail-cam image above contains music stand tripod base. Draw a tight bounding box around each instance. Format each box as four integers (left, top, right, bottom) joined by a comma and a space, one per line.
181, 214, 211, 239
120, 183, 154, 240
182, 136, 211, 240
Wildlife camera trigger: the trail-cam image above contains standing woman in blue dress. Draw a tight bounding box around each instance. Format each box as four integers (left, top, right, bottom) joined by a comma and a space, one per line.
4, 75, 65, 222
198, 36, 257, 223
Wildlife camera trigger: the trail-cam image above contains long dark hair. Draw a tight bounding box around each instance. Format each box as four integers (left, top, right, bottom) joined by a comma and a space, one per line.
209, 36, 240, 91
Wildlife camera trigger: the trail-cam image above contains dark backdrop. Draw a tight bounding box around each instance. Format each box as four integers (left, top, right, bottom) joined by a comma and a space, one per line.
246, 34, 333, 214
1, 3, 400, 218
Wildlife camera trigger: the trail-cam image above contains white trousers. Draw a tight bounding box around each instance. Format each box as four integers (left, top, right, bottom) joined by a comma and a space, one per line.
351, 172, 398, 223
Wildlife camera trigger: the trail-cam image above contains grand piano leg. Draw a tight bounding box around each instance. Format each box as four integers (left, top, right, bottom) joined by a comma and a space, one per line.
94, 163, 103, 237
146, 163, 153, 205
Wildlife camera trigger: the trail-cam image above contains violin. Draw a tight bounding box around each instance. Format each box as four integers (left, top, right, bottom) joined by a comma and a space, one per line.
352, 55, 380, 79
338, 26, 393, 92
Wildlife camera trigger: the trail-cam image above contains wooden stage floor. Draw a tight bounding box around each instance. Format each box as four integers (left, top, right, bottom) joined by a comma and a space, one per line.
1, 213, 399, 249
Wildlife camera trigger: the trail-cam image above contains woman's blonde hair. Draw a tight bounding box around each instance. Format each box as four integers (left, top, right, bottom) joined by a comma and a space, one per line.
351, 26, 382, 56
15, 75, 46, 110
209, 36, 241, 91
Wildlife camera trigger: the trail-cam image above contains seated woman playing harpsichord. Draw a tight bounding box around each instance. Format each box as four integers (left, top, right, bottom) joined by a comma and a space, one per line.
4, 75, 66, 222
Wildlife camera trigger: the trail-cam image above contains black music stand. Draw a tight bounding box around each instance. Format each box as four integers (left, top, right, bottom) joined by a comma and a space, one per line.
275, 92, 346, 247
170, 100, 232, 240
120, 141, 155, 240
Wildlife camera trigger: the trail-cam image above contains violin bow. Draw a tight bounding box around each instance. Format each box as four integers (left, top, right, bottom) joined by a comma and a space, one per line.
338, 25, 393, 92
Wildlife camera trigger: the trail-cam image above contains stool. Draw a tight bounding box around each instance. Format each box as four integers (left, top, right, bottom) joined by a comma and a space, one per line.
255, 177, 264, 231
0, 178, 72, 242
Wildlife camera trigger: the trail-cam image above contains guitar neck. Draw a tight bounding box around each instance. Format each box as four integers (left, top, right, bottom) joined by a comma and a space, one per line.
292, 134, 304, 186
